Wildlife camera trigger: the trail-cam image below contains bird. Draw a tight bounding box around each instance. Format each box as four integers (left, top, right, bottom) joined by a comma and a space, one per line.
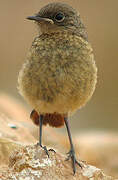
18, 2, 97, 174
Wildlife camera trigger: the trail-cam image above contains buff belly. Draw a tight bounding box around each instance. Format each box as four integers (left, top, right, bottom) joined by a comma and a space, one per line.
18, 57, 97, 115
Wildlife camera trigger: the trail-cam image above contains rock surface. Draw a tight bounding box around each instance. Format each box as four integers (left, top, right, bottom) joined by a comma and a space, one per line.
0, 144, 116, 180
0, 138, 21, 166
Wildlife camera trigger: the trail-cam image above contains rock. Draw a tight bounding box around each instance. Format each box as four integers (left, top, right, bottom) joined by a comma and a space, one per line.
33, 128, 118, 177
0, 144, 116, 180
0, 138, 21, 166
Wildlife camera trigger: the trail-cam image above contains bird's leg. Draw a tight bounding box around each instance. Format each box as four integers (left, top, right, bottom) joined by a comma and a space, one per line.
64, 117, 82, 174
38, 114, 43, 146
37, 114, 49, 157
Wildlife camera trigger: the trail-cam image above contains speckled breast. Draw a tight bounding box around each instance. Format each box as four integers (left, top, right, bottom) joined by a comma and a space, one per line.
18, 32, 97, 114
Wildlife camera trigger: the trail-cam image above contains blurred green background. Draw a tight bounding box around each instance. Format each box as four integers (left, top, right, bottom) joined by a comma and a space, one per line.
0, 0, 118, 132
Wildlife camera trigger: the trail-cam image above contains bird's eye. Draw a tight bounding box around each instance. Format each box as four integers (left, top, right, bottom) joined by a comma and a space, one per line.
54, 12, 65, 22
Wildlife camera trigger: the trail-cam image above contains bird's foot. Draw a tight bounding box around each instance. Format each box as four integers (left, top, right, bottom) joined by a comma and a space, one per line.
37, 143, 49, 157
66, 149, 83, 174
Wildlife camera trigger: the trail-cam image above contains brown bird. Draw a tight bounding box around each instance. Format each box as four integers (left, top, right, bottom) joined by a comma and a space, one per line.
18, 2, 97, 174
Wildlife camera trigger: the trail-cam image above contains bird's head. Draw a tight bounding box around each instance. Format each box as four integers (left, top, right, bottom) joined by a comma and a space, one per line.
27, 2, 88, 40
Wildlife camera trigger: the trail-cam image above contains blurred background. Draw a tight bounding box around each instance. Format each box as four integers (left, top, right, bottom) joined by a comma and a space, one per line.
0, 0, 118, 132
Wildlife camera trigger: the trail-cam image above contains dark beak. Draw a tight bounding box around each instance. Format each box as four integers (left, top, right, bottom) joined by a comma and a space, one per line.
27, 15, 45, 21
26, 15, 54, 24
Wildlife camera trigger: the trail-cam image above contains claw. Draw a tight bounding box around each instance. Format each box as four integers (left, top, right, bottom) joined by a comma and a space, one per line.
65, 149, 82, 174
75, 159, 82, 168
43, 146, 49, 157
48, 148, 56, 153
66, 150, 71, 155
37, 143, 49, 157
